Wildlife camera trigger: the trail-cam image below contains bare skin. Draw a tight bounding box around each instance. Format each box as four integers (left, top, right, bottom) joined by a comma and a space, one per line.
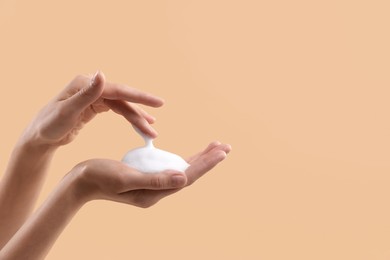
0, 72, 231, 259
0, 71, 162, 248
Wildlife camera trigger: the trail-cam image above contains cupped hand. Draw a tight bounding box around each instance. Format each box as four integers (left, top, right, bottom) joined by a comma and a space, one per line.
70, 142, 231, 208
23, 71, 164, 148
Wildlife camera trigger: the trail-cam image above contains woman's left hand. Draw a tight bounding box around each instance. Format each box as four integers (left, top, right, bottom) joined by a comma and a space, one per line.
67, 141, 232, 207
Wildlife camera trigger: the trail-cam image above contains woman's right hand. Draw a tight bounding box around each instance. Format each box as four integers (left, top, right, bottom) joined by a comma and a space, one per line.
21, 71, 163, 150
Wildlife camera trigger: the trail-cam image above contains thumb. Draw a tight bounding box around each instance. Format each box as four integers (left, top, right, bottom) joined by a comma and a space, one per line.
66, 71, 105, 112
129, 170, 188, 190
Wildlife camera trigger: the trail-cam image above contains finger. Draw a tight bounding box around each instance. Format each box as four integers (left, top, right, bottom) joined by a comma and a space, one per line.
186, 141, 222, 163
119, 170, 188, 192
116, 144, 231, 207
185, 144, 231, 185
217, 143, 232, 155
64, 71, 105, 114
136, 106, 156, 124
104, 99, 158, 138
126, 103, 157, 124
102, 82, 164, 107
118, 144, 232, 206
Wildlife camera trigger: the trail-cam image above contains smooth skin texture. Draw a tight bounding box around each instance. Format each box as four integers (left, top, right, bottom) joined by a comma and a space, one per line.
0, 71, 163, 248
0, 72, 231, 259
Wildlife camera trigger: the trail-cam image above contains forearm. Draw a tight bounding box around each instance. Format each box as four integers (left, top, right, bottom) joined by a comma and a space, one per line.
0, 138, 56, 248
0, 172, 84, 260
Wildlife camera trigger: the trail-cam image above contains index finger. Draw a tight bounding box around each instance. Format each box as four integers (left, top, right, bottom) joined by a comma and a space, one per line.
102, 82, 164, 107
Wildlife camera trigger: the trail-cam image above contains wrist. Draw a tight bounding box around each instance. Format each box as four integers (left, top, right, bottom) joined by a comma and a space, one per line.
17, 131, 58, 156
7, 136, 57, 173
65, 163, 96, 205
61, 168, 91, 209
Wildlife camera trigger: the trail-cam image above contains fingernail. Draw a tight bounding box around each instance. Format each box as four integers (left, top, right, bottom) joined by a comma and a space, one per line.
171, 174, 186, 187
91, 71, 99, 87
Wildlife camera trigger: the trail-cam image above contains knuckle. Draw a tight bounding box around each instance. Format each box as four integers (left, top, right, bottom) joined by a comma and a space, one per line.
78, 85, 92, 98
204, 153, 217, 165
114, 171, 131, 191
130, 113, 144, 126
57, 104, 72, 118
73, 74, 88, 83
150, 175, 164, 189
111, 87, 121, 99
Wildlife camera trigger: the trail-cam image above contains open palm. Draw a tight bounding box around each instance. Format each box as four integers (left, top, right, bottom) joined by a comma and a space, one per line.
71, 141, 232, 206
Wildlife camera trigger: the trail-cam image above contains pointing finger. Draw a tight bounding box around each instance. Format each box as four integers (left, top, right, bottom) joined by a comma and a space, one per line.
102, 82, 164, 108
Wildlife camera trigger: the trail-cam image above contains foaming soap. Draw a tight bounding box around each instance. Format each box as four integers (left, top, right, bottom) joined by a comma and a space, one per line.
122, 127, 190, 174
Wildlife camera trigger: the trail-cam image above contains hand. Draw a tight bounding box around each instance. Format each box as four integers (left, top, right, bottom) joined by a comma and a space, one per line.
22, 71, 164, 149
69, 141, 232, 207
0, 142, 231, 260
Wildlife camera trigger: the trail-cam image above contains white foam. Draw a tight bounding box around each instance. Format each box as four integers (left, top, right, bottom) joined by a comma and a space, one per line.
122, 127, 190, 174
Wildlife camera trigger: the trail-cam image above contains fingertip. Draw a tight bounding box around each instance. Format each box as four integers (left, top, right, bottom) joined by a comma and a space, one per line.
216, 150, 227, 162
135, 119, 158, 138
155, 97, 165, 107
169, 172, 187, 188
147, 115, 156, 124
224, 144, 232, 154
91, 70, 105, 87
201, 141, 221, 155
171, 175, 187, 187
153, 170, 187, 188
210, 140, 222, 148
214, 143, 232, 155
99, 70, 106, 84
144, 95, 165, 108
147, 127, 158, 138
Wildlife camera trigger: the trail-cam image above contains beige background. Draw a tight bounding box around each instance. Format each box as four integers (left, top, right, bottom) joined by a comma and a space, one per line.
1, 0, 390, 259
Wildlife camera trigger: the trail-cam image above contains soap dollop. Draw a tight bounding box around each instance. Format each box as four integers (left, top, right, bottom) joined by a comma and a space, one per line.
122, 128, 189, 174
